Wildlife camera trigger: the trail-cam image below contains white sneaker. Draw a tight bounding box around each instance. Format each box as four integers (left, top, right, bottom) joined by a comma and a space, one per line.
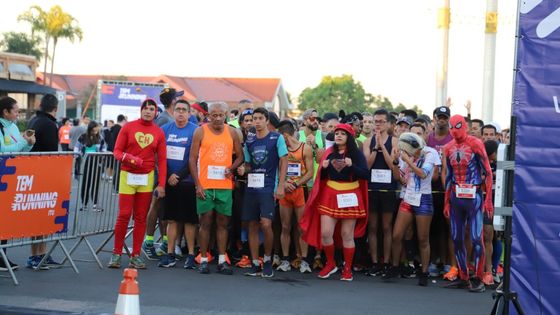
174, 245, 183, 259
276, 260, 291, 272
300, 260, 312, 273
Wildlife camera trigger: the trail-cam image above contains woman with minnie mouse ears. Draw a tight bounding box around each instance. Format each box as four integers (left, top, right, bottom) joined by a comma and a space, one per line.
300, 123, 369, 281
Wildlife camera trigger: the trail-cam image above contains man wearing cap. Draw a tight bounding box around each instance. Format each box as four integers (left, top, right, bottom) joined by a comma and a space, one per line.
299, 109, 326, 186
427, 105, 455, 280
395, 116, 413, 138
229, 99, 253, 128
320, 112, 339, 133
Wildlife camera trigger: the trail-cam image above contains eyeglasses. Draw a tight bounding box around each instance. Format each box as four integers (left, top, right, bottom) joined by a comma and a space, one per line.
242, 109, 254, 115
374, 120, 387, 124
308, 116, 318, 122
174, 107, 188, 112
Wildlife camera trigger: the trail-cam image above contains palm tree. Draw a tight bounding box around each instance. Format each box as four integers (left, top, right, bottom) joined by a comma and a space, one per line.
18, 6, 49, 84
47, 6, 83, 87
18, 5, 83, 86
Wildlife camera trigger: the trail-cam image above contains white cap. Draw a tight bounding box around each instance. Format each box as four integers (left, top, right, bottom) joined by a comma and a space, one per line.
490, 121, 502, 133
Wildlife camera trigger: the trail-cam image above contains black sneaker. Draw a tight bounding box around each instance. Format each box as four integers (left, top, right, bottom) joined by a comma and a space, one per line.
382, 265, 401, 280
443, 278, 470, 289
401, 263, 416, 279
418, 272, 429, 286
244, 263, 262, 277
262, 261, 274, 278
0, 258, 19, 271
217, 262, 234, 275
469, 277, 486, 293
366, 263, 384, 277
198, 261, 210, 274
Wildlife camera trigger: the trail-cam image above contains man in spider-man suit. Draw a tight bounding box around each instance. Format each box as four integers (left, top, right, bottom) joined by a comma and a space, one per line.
443, 115, 493, 292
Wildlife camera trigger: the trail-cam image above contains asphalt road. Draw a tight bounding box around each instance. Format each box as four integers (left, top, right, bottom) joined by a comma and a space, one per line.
0, 176, 496, 314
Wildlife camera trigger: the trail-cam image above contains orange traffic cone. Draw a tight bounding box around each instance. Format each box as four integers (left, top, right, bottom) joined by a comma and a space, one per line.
115, 268, 140, 315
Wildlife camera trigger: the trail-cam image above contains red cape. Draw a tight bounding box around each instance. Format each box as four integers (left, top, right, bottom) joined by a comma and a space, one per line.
299, 147, 369, 249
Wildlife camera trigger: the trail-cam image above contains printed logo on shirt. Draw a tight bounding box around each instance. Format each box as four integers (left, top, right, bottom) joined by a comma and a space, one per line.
210, 142, 228, 162
135, 132, 154, 149
252, 145, 268, 165
167, 134, 188, 144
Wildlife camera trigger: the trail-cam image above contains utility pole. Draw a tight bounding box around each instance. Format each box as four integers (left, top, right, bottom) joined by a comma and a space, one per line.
436, 0, 451, 108
482, 0, 498, 122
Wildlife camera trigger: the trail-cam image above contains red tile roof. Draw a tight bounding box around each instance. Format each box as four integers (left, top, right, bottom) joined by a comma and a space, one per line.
38, 73, 281, 105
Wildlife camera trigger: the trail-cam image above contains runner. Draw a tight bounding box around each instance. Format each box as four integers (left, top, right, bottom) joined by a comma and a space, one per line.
189, 102, 244, 275
300, 123, 369, 281
238, 107, 288, 278
109, 98, 167, 269
276, 120, 314, 273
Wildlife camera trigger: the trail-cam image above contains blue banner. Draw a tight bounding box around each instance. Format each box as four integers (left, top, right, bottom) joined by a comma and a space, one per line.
99, 83, 165, 122
512, 1, 560, 314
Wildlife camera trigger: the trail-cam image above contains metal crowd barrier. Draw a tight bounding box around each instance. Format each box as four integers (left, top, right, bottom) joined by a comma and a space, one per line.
0, 152, 79, 285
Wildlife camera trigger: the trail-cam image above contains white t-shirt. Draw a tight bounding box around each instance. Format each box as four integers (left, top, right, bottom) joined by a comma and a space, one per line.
399, 147, 441, 195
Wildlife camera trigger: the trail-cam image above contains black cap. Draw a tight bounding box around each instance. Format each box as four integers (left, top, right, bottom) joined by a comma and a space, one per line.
322, 112, 338, 122
159, 88, 184, 106
433, 106, 451, 118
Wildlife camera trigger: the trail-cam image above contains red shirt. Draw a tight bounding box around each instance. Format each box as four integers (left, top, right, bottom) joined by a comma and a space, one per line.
58, 125, 71, 144
113, 119, 167, 187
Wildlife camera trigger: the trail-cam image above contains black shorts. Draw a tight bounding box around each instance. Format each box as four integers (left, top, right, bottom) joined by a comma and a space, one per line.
163, 182, 198, 224
368, 191, 398, 213
242, 193, 275, 221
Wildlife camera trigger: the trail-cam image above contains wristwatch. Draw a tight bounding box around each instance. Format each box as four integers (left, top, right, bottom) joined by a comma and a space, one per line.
392, 159, 399, 166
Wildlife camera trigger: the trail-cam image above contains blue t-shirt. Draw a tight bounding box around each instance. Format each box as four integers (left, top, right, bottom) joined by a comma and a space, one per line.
161, 121, 198, 183
244, 131, 288, 194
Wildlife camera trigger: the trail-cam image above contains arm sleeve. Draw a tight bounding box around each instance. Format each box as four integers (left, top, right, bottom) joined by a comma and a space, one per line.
352, 151, 371, 180
244, 145, 251, 163
0, 126, 32, 152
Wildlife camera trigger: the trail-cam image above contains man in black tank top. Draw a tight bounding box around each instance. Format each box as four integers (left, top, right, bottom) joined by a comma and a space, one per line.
362, 108, 399, 276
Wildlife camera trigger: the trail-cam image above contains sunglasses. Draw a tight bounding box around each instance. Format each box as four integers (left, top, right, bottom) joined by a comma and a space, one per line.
308, 116, 318, 122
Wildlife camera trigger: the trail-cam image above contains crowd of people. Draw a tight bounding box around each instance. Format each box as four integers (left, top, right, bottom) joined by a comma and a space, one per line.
0, 90, 510, 293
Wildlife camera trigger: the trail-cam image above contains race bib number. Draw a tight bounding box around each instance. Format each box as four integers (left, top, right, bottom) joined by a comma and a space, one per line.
127, 173, 148, 186
248, 173, 265, 188
456, 184, 476, 199
287, 163, 301, 177
404, 188, 421, 207
167, 145, 185, 161
337, 193, 359, 208
371, 169, 392, 183
208, 165, 226, 180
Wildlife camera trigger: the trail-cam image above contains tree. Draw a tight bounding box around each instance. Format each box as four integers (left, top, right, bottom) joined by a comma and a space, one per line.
0, 32, 42, 61
298, 75, 373, 114
18, 5, 83, 86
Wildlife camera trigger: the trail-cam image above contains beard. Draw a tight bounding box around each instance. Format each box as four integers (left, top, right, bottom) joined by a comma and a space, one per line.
307, 123, 318, 131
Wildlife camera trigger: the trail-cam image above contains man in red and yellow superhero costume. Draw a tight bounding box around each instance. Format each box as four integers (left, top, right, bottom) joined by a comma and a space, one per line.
443, 115, 493, 292
108, 98, 167, 269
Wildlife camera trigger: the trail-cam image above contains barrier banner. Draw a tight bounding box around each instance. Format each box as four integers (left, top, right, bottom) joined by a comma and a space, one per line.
0, 154, 72, 239
512, 1, 560, 314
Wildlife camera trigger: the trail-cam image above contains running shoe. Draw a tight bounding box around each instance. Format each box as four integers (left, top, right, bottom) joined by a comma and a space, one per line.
492, 269, 502, 284
155, 241, 168, 256
340, 266, 353, 282
366, 263, 385, 277
198, 261, 210, 274
291, 256, 302, 269
184, 254, 196, 269
217, 262, 234, 275
0, 258, 19, 271
41, 255, 62, 268
276, 260, 291, 272
318, 264, 338, 279
496, 264, 504, 277
382, 265, 400, 280
107, 254, 121, 269
129, 256, 146, 269
401, 262, 417, 279
443, 266, 459, 281
418, 272, 429, 287
443, 278, 470, 289
262, 261, 274, 278
195, 252, 214, 264
236, 255, 253, 269
244, 263, 262, 277
428, 263, 440, 277
272, 255, 281, 268
158, 254, 176, 268
313, 256, 324, 270
142, 241, 158, 261
26, 256, 49, 270
174, 245, 183, 259
482, 271, 494, 286
299, 260, 312, 274
469, 277, 486, 293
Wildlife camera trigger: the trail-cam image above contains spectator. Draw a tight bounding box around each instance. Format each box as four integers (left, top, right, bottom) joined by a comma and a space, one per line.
58, 118, 72, 151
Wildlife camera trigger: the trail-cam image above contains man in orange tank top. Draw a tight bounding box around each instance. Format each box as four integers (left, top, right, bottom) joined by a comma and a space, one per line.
276, 120, 314, 273
189, 102, 244, 275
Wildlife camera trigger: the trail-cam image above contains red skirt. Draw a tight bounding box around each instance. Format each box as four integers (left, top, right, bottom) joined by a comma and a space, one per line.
317, 180, 367, 219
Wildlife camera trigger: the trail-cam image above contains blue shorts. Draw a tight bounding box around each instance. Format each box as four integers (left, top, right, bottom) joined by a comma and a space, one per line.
399, 194, 434, 216
242, 193, 275, 221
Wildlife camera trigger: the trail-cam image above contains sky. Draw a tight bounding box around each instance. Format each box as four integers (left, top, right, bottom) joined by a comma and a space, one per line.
0, 0, 519, 128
